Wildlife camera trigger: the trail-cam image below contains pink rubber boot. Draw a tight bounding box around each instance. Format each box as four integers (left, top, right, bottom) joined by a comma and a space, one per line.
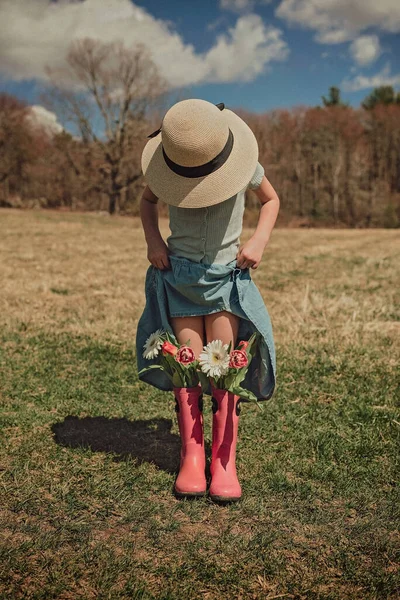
209, 388, 242, 502
173, 385, 207, 498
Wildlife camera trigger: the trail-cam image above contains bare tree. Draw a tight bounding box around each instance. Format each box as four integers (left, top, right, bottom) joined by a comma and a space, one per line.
3, 80, 399, 226
0, 94, 36, 206
44, 38, 168, 214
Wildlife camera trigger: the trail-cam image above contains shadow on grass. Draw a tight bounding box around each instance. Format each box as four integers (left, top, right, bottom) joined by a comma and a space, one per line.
52, 415, 211, 475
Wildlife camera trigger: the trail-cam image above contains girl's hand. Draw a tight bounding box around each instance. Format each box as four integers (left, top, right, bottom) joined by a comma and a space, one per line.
148, 240, 171, 270
238, 174, 279, 270
236, 237, 266, 270
140, 188, 170, 270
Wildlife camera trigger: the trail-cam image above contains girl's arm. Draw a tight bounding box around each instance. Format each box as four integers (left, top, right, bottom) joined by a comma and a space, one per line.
140, 186, 170, 270
236, 175, 280, 270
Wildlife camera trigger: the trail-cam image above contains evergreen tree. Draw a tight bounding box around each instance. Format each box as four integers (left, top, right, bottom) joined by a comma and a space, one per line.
362, 86, 400, 110
322, 86, 348, 107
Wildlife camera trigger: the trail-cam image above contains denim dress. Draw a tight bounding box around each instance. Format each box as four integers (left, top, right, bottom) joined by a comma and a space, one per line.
136, 162, 276, 402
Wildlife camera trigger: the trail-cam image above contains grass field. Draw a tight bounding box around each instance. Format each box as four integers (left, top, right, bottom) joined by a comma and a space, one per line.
0, 209, 399, 599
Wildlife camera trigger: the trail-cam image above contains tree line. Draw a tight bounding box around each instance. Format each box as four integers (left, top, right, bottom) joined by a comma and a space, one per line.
0, 39, 399, 228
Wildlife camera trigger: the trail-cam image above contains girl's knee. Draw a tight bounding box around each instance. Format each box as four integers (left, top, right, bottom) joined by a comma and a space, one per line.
170, 315, 205, 358
205, 311, 239, 346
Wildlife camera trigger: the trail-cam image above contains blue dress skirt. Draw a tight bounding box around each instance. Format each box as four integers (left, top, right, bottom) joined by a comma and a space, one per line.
136, 255, 276, 402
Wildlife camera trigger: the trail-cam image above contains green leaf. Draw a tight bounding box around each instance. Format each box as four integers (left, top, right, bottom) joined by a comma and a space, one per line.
165, 330, 178, 345
198, 370, 210, 392
230, 386, 263, 411
232, 369, 246, 388
182, 363, 200, 387
245, 332, 257, 356
172, 371, 184, 387
223, 366, 246, 390
162, 353, 177, 370
188, 373, 199, 387
138, 364, 166, 375
160, 356, 174, 377
138, 363, 175, 385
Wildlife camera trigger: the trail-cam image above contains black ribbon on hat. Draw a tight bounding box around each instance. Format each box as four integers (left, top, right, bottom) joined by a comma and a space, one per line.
162, 128, 234, 179
146, 102, 233, 179
147, 127, 163, 139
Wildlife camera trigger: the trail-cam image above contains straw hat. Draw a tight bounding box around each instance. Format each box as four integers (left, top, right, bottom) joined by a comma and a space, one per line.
141, 99, 259, 208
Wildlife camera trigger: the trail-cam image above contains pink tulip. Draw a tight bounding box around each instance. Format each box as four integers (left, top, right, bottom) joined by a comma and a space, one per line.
229, 349, 248, 369
162, 341, 178, 356
176, 346, 196, 364
237, 340, 249, 351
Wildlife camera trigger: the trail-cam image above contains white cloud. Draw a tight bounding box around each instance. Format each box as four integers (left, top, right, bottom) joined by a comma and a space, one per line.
206, 15, 289, 82
350, 35, 381, 66
207, 16, 227, 32
26, 105, 64, 136
276, 0, 400, 43
0, 0, 288, 88
342, 63, 400, 92
220, 0, 254, 11
220, 0, 271, 12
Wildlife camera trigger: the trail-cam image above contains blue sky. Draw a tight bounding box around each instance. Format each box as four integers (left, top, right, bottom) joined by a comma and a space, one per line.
0, 0, 399, 118
134, 0, 400, 110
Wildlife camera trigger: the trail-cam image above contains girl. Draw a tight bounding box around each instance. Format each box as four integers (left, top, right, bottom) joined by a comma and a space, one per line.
136, 99, 279, 502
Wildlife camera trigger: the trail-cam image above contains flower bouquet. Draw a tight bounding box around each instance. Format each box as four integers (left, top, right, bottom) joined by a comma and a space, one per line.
139, 329, 200, 388
198, 332, 262, 409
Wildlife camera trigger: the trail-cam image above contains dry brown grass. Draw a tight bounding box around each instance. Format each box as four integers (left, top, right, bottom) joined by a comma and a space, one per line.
1, 208, 399, 352
1, 209, 399, 599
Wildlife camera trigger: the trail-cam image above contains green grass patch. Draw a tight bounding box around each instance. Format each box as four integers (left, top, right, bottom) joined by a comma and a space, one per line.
1, 329, 399, 599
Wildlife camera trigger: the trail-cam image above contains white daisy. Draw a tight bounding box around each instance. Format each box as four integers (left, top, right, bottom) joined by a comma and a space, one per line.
142, 329, 164, 359
199, 340, 230, 378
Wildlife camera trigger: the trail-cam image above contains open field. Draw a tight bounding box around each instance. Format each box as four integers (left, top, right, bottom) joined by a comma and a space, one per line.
0, 209, 399, 599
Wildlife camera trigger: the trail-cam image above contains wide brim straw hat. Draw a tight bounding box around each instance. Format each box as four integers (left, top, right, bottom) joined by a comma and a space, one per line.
141, 98, 259, 208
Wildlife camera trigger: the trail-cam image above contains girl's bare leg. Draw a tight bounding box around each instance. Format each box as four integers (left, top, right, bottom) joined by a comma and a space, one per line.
205, 311, 239, 347
170, 315, 205, 358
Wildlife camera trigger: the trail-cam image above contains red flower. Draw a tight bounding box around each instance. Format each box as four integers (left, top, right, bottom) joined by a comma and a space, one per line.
237, 340, 249, 351
162, 341, 178, 356
229, 349, 248, 369
176, 346, 196, 365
